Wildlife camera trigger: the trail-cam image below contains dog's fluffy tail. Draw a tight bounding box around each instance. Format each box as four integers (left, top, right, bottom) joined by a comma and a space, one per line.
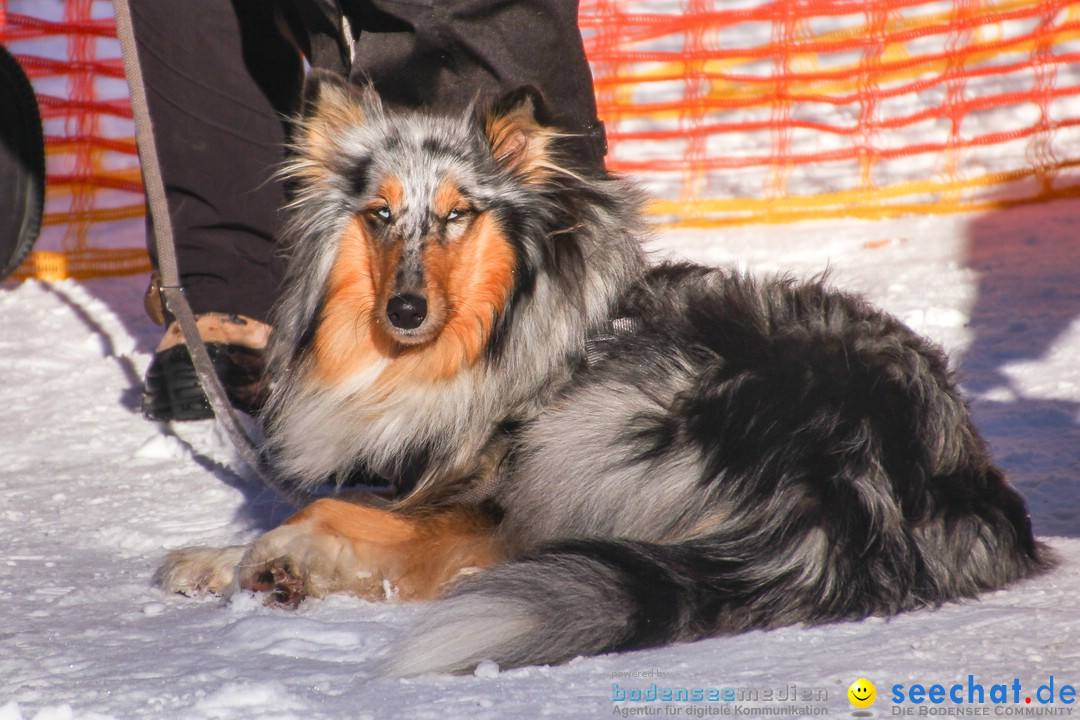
383, 518, 1050, 676
384, 546, 630, 676
383, 537, 812, 676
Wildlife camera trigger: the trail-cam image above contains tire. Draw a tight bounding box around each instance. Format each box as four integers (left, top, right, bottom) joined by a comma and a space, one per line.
0, 44, 46, 280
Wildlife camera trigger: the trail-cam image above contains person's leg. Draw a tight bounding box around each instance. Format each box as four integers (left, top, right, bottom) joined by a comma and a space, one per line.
344, 0, 606, 174
131, 0, 304, 419
132, 0, 301, 324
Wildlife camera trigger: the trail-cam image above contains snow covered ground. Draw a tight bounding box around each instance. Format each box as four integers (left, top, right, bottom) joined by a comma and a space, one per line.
2, 196, 1079, 720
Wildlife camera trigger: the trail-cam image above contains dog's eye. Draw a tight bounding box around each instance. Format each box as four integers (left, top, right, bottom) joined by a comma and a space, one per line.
369, 206, 392, 222
446, 208, 470, 222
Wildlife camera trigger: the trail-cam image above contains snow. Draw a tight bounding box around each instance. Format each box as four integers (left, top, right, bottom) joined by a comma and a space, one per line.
2, 195, 1079, 719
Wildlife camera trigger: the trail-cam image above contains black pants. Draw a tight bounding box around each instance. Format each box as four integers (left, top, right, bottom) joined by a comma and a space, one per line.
130, 0, 604, 325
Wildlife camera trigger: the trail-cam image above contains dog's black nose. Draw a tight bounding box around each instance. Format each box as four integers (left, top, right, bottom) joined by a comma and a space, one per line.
386, 293, 428, 330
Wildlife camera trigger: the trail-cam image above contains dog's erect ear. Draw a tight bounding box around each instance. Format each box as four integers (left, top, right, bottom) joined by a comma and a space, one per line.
484, 87, 557, 180
300, 69, 381, 130
289, 71, 384, 180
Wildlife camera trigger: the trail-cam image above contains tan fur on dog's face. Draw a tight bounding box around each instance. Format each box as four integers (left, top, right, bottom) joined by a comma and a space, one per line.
277, 75, 566, 392
296, 86, 548, 388
312, 172, 517, 387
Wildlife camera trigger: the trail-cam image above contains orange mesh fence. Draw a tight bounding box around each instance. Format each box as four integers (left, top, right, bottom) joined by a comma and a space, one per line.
581, 0, 1080, 226
2, 0, 1080, 280
2, 0, 146, 280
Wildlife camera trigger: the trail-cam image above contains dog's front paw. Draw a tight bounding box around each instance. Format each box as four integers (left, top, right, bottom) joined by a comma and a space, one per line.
154, 545, 248, 596
239, 555, 308, 609
234, 522, 369, 607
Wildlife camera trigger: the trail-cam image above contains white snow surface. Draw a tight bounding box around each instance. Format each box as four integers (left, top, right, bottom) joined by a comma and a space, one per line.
3, 200, 1080, 719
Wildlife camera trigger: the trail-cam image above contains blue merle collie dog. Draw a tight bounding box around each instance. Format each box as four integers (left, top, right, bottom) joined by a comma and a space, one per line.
156, 70, 1052, 675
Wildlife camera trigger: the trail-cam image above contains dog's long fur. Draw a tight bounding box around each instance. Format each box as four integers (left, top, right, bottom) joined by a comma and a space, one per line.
156, 70, 1052, 676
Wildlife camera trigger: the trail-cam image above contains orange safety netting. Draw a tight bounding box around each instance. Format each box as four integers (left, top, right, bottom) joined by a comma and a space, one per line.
582, 0, 1080, 225
2, 0, 145, 280
2, 0, 1079, 280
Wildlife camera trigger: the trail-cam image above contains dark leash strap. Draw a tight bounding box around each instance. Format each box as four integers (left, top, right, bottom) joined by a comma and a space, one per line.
113, 0, 313, 509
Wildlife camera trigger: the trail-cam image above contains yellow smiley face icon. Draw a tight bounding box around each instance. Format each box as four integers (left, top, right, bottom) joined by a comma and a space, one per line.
848, 679, 877, 708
